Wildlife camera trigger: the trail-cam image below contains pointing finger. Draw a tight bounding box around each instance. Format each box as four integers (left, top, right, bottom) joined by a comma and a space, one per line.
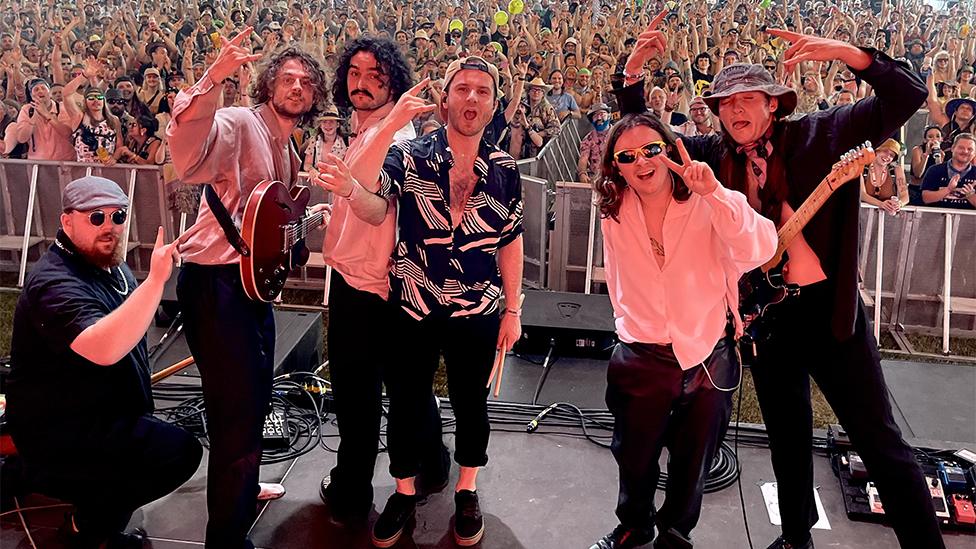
659, 154, 686, 177
155, 226, 164, 248
407, 77, 431, 96
766, 28, 802, 42
649, 8, 668, 31
675, 139, 693, 167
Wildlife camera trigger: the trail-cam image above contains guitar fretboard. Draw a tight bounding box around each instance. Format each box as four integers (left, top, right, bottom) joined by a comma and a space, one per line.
759, 143, 873, 272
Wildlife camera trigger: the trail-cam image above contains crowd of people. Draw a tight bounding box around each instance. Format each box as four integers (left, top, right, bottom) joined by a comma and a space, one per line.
0, 0, 974, 209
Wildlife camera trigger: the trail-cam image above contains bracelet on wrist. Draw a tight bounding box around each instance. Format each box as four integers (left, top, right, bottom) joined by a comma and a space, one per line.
623, 69, 645, 80
504, 308, 521, 317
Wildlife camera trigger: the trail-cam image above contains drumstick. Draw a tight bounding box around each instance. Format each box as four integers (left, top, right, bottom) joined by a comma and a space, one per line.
486, 294, 525, 398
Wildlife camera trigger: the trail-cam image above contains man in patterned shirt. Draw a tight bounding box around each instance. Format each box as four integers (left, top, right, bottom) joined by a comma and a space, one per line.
315, 55, 523, 548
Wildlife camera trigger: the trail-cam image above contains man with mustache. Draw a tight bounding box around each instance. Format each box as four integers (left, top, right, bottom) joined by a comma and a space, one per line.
6, 176, 201, 548
167, 30, 330, 548
318, 35, 449, 526
318, 55, 523, 548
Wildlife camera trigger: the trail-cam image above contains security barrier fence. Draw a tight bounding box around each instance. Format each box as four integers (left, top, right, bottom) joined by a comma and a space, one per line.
1, 109, 972, 354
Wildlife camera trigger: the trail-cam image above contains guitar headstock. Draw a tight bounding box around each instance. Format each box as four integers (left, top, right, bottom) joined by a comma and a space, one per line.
829, 141, 876, 185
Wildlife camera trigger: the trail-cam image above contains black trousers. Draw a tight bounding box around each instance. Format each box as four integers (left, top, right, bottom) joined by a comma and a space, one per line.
178, 263, 275, 549
18, 415, 202, 546
751, 281, 945, 548
606, 336, 736, 538
326, 272, 446, 509
386, 307, 500, 479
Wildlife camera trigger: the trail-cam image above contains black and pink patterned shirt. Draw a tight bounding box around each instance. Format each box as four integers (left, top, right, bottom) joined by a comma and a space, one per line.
379, 127, 523, 320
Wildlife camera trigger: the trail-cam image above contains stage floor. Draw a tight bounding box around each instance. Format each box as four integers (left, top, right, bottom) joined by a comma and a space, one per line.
3, 358, 975, 548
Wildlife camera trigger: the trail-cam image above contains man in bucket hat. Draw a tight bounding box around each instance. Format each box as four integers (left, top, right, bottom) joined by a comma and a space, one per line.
5, 176, 201, 548
612, 10, 944, 549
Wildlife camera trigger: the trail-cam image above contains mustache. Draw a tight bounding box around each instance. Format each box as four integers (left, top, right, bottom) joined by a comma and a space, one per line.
351, 89, 374, 99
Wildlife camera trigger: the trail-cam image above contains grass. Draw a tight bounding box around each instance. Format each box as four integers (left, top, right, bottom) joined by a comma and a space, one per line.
3, 286, 972, 428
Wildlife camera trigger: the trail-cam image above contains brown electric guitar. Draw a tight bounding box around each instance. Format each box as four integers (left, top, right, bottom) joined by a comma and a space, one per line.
739, 142, 876, 345
240, 181, 325, 302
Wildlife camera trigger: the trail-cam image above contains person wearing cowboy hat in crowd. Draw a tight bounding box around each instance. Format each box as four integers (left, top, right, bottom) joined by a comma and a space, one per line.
859, 138, 909, 215
577, 102, 611, 184
136, 67, 166, 116
507, 76, 560, 160
957, 65, 974, 99
614, 12, 944, 549
930, 97, 976, 152
670, 96, 718, 138
303, 104, 347, 169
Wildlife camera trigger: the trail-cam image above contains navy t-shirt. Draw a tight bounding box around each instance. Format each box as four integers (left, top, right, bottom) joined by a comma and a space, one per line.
6, 230, 152, 448
920, 162, 976, 209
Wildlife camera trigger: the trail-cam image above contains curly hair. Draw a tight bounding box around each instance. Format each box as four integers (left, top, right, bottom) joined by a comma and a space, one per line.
595, 112, 690, 222
332, 36, 414, 112
251, 46, 328, 127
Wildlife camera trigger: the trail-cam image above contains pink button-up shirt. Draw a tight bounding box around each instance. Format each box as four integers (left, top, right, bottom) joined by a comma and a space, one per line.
167, 75, 298, 265
322, 102, 415, 300
15, 104, 75, 161
602, 184, 777, 369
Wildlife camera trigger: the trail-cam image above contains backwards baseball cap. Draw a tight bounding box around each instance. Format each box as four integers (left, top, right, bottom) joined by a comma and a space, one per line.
62, 176, 129, 212
443, 56, 500, 96
703, 63, 798, 117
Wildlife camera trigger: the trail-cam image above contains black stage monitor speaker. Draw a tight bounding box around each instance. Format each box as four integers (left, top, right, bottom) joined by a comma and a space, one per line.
516, 289, 617, 359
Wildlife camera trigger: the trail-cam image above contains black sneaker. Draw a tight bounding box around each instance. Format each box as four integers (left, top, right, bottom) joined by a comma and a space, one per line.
371, 492, 417, 548
766, 536, 814, 549
453, 490, 485, 546
590, 524, 654, 549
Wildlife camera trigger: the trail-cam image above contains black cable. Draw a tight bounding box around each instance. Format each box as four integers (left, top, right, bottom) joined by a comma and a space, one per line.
734, 371, 754, 549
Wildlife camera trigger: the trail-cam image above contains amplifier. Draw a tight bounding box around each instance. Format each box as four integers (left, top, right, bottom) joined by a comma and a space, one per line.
515, 290, 617, 359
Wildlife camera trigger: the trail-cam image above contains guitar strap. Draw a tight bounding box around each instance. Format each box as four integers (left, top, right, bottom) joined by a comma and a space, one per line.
204, 185, 250, 257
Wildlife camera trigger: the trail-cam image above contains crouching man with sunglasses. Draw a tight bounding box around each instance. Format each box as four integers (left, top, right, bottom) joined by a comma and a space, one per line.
5, 176, 202, 548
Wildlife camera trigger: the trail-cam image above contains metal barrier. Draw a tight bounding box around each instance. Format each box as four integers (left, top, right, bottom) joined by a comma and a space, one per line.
0, 159, 172, 285
858, 204, 976, 354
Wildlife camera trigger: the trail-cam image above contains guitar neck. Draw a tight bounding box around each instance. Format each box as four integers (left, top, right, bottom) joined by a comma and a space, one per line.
760, 175, 842, 272
288, 211, 326, 246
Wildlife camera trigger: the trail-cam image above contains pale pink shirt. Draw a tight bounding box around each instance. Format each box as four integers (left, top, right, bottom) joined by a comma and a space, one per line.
15, 104, 75, 161
167, 75, 298, 265
602, 184, 777, 369
322, 102, 415, 300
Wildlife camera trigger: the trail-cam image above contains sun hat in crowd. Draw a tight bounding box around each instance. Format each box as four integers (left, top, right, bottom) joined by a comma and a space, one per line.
945, 98, 976, 121
702, 63, 798, 117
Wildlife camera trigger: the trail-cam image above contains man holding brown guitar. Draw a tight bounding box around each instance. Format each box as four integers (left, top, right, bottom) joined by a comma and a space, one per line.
615, 12, 944, 549
167, 29, 330, 549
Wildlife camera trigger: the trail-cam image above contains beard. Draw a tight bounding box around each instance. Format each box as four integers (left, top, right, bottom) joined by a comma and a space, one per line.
79, 235, 125, 269
272, 93, 311, 120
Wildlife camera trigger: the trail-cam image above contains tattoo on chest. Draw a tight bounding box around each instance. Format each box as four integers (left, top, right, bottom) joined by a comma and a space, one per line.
649, 236, 665, 258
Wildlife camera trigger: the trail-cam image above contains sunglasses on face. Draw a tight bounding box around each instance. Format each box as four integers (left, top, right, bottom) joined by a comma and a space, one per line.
86, 95, 104, 101
107, 98, 125, 105
82, 209, 127, 226
613, 141, 667, 164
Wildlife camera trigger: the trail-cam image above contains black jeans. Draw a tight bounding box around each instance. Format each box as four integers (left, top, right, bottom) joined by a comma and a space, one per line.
386, 307, 500, 479
751, 281, 945, 548
606, 335, 736, 538
178, 263, 275, 549
326, 272, 446, 509
18, 415, 202, 546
